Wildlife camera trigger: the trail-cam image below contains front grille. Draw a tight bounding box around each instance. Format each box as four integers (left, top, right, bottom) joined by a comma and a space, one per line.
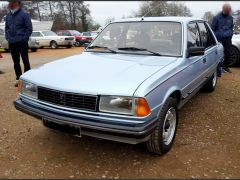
38, 87, 98, 111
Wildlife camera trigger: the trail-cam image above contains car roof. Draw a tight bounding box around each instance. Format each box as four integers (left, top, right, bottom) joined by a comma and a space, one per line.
112, 16, 204, 24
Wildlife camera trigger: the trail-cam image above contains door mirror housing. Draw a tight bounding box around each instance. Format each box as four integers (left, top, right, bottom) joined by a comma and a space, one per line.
187, 47, 205, 57
83, 43, 90, 49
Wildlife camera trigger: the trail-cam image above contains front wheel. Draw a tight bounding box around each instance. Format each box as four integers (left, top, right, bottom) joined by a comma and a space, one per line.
146, 97, 178, 155
30, 48, 37, 52
75, 41, 81, 47
50, 41, 58, 49
229, 46, 240, 66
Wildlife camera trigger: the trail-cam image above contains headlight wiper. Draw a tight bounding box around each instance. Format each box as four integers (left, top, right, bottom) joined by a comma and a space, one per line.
87, 45, 117, 53
118, 47, 162, 56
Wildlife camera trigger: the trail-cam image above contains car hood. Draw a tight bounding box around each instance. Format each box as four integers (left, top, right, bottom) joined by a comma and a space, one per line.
21, 52, 178, 96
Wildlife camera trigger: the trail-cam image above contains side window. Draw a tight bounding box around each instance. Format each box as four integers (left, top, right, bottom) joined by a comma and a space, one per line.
31, 32, 41, 37
204, 22, 216, 47
197, 22, 216, 48
57, 31, 63, 36
197, 22, 208, 48
0, 29, 4, 35
187, 23, 201, 48
63, 31, 71, 36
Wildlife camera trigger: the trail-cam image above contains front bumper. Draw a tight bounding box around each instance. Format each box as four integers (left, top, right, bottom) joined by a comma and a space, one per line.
14, 98, 158, 144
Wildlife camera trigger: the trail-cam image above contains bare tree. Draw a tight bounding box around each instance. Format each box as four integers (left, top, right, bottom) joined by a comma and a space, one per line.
202, 11, 214, 24
134, 1, 192, 17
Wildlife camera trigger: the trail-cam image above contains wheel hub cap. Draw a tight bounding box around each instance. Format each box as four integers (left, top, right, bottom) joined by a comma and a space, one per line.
163, 107, 176, 145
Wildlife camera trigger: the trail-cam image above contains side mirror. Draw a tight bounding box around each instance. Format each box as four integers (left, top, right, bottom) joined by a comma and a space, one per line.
83, 43, 90, 49
187, 47, 205, 57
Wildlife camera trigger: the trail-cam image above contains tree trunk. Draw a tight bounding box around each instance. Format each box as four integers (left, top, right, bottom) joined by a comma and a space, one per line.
36, 2, 41, 21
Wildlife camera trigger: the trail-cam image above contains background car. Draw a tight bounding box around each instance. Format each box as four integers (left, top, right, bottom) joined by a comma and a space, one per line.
75, 32, 93, 47
90, 31, 99, 39
56, 30, 80, 46
0, 28, 40, 52
230, 34, 240, 66
31, 30, 75, 49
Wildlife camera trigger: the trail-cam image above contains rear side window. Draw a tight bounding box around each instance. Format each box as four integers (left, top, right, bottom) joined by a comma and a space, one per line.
57, 31, 63, 36
197, 22, 216, 49
187, 23, 201, 48
63, 31, 71, 36
31, 32, 41, 37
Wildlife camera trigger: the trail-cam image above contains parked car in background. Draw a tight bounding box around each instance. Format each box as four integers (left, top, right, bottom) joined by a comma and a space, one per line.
90, 31, 99, 39
31, 30, 75, 49
0, 28, 40, 52
74, 31, 93, 47
230, 34, 240, 66
15, 17, 223, 155
56, 30, 80, 46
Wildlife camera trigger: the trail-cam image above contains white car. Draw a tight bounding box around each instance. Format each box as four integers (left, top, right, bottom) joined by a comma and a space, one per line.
0, 28, 40, 52
231, 34, 240, 66
31, 30, 75, 49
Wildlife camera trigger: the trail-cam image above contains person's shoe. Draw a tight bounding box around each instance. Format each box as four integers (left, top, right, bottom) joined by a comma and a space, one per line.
222, 67, 232, 73
14, 80, 18, 87
221, 68, 227, 73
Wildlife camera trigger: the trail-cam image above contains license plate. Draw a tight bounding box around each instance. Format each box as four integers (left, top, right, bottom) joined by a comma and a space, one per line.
42, 118, 81, 137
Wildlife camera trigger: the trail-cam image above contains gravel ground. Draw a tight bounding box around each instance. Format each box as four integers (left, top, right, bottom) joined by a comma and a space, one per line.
0, 47, 240, 179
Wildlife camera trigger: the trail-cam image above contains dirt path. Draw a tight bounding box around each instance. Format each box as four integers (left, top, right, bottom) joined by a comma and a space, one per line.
0, 47, 239, 178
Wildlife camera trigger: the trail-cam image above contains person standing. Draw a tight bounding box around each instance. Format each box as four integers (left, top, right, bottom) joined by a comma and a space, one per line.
212, 3, 234, 74
5, 0, 32, 87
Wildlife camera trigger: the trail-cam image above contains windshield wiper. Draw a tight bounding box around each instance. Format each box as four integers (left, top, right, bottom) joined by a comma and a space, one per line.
118, 47, 162, 56
87, 45, 117, 53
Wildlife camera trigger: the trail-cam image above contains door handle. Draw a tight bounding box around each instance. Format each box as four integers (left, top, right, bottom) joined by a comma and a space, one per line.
203, 58, 207, 63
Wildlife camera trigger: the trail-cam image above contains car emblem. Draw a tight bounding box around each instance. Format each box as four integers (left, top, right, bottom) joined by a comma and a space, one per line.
59, 93, 65, 104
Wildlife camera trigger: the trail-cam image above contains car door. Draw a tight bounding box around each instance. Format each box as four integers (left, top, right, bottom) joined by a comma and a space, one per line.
31, 32, 45, 47
181, 22, 207, 100
197, 21, 218, 79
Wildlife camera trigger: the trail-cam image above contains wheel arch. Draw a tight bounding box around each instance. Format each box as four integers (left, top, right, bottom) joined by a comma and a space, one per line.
153, 87, 183, 118
169, 90, 182, 107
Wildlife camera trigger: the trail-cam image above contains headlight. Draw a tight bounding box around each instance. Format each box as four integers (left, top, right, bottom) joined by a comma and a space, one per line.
99, 96, 151, 117
20, 80, 38, 99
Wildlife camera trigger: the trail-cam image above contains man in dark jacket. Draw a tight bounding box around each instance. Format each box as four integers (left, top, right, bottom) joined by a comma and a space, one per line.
212, 3, 233, 74
5, 0, 32, 86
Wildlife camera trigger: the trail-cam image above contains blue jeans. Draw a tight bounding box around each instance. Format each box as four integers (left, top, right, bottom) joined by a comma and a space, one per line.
217, 63, 222, 77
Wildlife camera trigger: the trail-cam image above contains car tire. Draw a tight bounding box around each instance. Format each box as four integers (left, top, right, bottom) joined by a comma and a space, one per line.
229, 46, 240, 66
30, 48, 37, 52
146, 97, 178, 155
75, 41, 81, 47
50, 41, 58, 49
66, 45, 72, 48
203, 70, 217, 92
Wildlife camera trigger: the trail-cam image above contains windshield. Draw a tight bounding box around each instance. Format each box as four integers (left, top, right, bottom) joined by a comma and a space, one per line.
69, 30, 81, 36
82, 32, 91, 36
42, 31, 57, 36
91, 32, 98, 36
89, 22, 182, 56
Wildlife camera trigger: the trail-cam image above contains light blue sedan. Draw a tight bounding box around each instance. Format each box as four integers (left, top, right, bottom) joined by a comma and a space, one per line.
14, 17, 224, 155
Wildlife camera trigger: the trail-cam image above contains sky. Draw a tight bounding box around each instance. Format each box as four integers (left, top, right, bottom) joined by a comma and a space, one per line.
0, 1, 240, 26
87, 1, 240, 26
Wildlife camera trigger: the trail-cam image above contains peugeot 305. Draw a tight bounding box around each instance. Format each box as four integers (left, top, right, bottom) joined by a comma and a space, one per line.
14, 17, 223, 155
